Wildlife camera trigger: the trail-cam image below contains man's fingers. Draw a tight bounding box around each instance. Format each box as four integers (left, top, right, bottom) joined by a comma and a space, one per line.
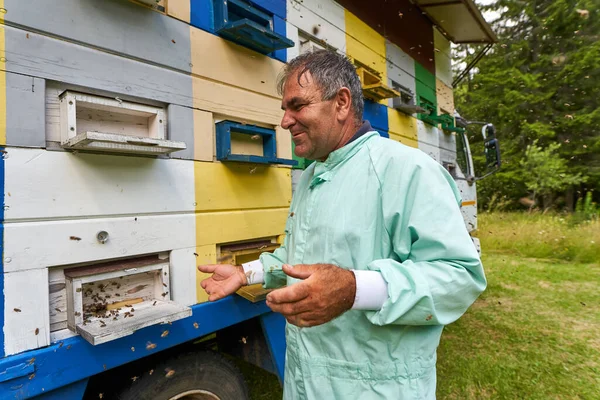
267, 282, 309, 304
267, 297, 312, 316
197, 264, 219, 273
282, 264, 316, 280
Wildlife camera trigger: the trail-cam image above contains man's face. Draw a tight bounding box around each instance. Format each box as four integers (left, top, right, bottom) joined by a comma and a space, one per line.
280, 71, 340, 160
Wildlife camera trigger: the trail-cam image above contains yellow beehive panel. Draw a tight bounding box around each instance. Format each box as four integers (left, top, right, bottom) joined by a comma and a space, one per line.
167, 0, 190, 23
0, 13, 6, 146
388, 108, 418, 144
191, 75, 282, 126
193, 109, 214, 161
276, 126, 292, 160
436, 78, 455, 115
389, 132, 418, 149
194, 162, 291, 211
190, 26, 283, 99
345, 10, 386, 79
195, 208, 289, 246
195, 244, 217, 303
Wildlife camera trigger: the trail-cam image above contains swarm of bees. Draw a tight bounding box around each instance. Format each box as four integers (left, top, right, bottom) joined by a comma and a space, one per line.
81, 280, 136, 326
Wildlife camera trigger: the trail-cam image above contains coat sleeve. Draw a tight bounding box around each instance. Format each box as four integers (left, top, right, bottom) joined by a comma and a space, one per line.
364, 155, 486, 326
259, 228, 289, 289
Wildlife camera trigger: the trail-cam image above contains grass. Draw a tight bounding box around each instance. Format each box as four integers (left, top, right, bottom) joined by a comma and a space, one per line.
242, 212, 600, 399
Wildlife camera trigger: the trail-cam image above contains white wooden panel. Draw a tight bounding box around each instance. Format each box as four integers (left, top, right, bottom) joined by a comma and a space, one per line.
3, 214, 196, 273
440, 130, 457, 153
386, 40, 416, 79
417, 120, 440, 163
4, 148, 195, 220
286, 22, 300, 62
4, 269, 50, 356
169, 248, 197, 307
434, 29, 453, 87
287, 0, 346, 51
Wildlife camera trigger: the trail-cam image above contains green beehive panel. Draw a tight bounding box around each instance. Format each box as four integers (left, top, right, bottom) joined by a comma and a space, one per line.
415, 62, 438, 125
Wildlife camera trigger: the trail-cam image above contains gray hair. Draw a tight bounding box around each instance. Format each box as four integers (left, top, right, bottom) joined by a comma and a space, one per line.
277, 50, 364, 123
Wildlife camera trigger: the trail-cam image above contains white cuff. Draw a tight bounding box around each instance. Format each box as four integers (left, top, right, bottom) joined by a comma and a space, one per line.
242, 259, 264, 285
351, 270, 389, 310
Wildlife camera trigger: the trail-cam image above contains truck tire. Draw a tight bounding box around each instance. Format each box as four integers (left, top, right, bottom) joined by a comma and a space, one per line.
115, 350, 249, 400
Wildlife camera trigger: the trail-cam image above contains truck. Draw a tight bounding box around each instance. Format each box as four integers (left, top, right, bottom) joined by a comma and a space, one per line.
0, 0, 499, 398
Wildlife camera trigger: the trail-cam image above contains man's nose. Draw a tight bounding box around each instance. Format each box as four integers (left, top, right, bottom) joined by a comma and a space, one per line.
281, 110, 295, 130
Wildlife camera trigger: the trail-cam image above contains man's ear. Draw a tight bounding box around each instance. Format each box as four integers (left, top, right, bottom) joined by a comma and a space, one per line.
335, 87, 352, 122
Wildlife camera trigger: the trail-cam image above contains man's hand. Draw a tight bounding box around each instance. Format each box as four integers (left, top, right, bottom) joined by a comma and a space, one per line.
266, 264, 356, 328
198, 264, 248, 301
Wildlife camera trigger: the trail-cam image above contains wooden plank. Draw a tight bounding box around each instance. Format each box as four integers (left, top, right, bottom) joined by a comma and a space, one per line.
5, 72, 45, 147
194, 162, 291, 211
195, 208, 288, 246
0, 20, 5, 146
169, 104, 195, 160
287, 0, 346, 51
4, 269, 50, 356
434, 28, 453, 87
230, 132, 264, 156
76, 299, 191, 345
4, 25, 282, 128
286, 22, 300, 62
169, 248, 197, 307
389, 132, 418, 149
167, 0, 191, 23
3, 0, 193, 73
385, 40, 417, 109
388, 108, 418, 142
189, 26, 284, 99
3, 214, 196, 273
436, 78, 455, 115
49, 268, 68, 332
275, 126, 292, 161
345, 10, 387, 79
195, 244, 217, 304
417, 120, 441, 162
64, 256, 163, 279
193, 109, 214, 162
236, 284, 272, 303
4, 148, 195, 220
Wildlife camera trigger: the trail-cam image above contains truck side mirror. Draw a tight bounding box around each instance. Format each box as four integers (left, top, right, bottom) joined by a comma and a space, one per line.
474, 124, 501, 181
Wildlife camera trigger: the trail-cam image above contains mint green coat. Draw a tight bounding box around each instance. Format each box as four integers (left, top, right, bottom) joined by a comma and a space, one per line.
260, 131, 486, 399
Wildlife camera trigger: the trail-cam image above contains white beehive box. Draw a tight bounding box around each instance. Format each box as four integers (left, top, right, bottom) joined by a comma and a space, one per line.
59, 91, 186, 155
64, 255, 191, 345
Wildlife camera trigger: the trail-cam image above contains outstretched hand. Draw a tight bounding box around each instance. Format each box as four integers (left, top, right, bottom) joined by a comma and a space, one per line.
198, 264, 248, 301
266, 264, 356, 328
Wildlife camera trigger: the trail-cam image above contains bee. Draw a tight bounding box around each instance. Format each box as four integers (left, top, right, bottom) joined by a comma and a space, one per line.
161, 292, 168, 297
74, 312, 81, 317
100, 321, 106, 327
55, 308, 62, 312
161, 330, 169, 338
149, 369, 154, 375
131, 347, 135, 352
146, 342, 157, 350
193, 322, 199, 329
131, 376, 138, 382
14, 308, 21, 313
35, 328, 39, 335
115, 293, 120, 297
76, 288, 82, 293
162, 283, 167, 287
29, 373, 35, 380
27, 357, 35, 366
152, 301, 157, 306
165, 369, 175, 378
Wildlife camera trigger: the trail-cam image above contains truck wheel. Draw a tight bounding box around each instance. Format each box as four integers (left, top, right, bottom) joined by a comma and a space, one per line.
116, 350, 249, 400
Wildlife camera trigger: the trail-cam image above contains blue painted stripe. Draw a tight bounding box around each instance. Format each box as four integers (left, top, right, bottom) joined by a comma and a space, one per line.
363, 100, 389, 138
0, 297, 273, 399
260, 312, 286, 382
272, 15, 287, 63
191, 0, 214, 32
250, 0, 286, 20
0, 146, 5, 359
